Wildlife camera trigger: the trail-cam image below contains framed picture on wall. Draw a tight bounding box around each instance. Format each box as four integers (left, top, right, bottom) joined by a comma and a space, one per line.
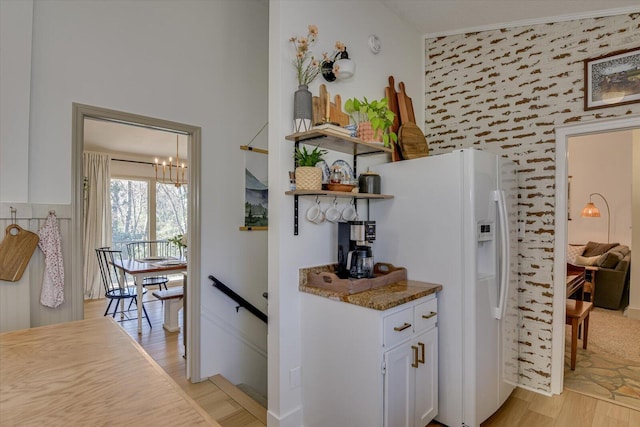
584, 47, 640, 110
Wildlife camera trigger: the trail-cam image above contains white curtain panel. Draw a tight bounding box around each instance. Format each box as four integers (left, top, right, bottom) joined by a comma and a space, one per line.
83, 152, 112, 299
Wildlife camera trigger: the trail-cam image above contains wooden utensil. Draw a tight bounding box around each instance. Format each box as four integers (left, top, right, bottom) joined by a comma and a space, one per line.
0, 224, 40, 282
398, 122, 429, 160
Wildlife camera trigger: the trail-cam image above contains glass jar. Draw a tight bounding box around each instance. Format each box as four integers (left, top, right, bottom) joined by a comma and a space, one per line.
329, 166, 344, 184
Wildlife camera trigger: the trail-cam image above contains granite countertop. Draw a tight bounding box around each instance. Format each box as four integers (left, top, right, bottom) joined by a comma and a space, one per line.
299, 264, 442, 311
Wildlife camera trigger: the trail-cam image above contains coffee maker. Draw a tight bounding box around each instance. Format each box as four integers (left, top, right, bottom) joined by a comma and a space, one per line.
337, 220, 376, 279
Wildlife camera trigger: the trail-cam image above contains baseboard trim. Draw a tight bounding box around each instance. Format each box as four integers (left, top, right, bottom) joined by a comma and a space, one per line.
209, 374, 267, 424
624, 306, 640, 320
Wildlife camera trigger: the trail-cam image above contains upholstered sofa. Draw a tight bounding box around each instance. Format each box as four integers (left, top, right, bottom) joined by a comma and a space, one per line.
567, 241, 631, 310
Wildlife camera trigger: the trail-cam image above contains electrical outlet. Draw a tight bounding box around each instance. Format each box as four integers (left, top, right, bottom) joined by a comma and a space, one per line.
289, 366, 301, 388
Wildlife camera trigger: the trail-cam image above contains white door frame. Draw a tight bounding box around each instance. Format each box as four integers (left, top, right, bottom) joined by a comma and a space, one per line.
551, 113, 640, 394
71, 103, 202, 381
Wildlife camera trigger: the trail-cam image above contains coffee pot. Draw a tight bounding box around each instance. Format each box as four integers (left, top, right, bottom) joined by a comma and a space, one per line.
337, 220, 376, 279
346, 246, 374, 279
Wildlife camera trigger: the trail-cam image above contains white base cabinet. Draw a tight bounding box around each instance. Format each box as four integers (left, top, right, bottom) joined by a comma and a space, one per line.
384, 327, 438, 427
301, 292, 438, 427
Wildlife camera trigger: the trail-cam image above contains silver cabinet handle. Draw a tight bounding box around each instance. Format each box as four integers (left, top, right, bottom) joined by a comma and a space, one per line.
422, 311, 437, 320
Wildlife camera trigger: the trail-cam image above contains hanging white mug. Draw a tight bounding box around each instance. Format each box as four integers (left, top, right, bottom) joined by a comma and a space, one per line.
342, 200, 358, 222
306, 200, 325, 224
325, 200, 342, 223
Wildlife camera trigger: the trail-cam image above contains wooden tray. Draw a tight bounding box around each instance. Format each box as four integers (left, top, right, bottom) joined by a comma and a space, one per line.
306, 263, 407, 294
325, 183, 356, 192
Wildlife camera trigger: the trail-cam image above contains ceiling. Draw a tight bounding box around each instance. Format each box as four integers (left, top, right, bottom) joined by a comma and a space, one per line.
380, 0, 639, 35
84, 118, 188, 162
83, 1, 639, 159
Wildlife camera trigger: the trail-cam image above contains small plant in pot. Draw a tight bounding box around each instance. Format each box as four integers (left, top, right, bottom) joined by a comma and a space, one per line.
294, 145, 328, 190
344, 97, 397, 147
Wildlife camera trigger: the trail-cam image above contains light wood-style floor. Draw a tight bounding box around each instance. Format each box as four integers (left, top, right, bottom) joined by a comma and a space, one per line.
84, 288, 266, 427
480, 386, 640, 426
86, 291, 640, 427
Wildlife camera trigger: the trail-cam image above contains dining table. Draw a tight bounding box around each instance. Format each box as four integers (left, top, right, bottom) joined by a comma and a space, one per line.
111, 257, 187, 334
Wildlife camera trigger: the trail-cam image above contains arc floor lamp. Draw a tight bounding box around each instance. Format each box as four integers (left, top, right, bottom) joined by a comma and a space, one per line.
581, 192, 610, 243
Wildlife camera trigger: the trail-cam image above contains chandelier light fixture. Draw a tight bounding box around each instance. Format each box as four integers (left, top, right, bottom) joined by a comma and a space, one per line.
154, 135, 187, 187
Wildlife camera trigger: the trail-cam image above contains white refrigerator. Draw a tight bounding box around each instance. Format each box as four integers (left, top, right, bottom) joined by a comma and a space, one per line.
370, 148, 519, 427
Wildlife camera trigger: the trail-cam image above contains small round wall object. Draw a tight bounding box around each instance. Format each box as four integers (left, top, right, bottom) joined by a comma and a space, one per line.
368, 35, 381, 54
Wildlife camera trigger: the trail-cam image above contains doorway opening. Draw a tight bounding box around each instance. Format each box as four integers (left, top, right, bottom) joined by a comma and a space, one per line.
552, 114, 640, 397
562, 129, 639, 407
71, 103, 203, 381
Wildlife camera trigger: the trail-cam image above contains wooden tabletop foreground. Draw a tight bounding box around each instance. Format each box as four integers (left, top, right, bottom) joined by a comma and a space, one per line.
0, 317, 219, 426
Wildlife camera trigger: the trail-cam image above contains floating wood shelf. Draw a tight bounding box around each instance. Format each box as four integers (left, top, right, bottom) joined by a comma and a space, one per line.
285, 190, 393, 199
285, 129, 393, 235
285, 129, 393, 156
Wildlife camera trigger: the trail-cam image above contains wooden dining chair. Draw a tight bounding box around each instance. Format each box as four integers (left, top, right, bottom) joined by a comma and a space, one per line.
126, 240, 180, 291
95, 247, 151, 328
565, 299, 593, 370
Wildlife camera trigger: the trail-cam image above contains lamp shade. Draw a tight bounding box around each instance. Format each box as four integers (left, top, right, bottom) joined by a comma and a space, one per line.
335, 58, 355, 80
581, 202, 601, 217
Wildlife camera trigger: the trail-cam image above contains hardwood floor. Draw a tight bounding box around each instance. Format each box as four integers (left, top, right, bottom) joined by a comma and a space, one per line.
86, 290, 640, 427
481, 386, 640, 427
84, 287, 266, 427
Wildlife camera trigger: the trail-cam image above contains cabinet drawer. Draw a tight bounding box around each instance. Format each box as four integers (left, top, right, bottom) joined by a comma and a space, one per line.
414, 297, 438, 333
383, 307, 413, 348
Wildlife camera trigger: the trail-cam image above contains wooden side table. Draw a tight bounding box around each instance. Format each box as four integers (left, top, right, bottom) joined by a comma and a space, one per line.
583, 266, 598, 302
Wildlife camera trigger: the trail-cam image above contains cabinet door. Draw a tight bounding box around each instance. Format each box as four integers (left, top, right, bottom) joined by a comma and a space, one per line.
384, 341, 416, 427
414, 328, 438, 427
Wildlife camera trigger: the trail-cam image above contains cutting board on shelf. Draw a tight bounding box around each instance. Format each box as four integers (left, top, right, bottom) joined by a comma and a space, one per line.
397, 81, 416, 124
386, 86, 403, 162
397, 123, 429, 159
312, 84, 349, 126
386, 76, 401, 133
397, 81, 428, 159
0, 224, 39, 282
330, 94, 349, 126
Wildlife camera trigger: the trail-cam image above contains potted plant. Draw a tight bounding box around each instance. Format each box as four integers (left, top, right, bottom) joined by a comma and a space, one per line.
294, 145, 327, 190
168, 234, 188, 260
344, 97, 398, 147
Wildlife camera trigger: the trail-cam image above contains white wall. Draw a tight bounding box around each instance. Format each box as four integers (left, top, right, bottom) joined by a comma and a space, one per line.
568, 131, 633, 247
1, 0, 269, 396
268, 1, 422, 425
630, 130, 640, 319
0, 0, 32, 202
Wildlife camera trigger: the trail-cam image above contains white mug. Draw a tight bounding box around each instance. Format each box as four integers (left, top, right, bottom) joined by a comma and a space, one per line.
306, 201, 325, 224
325, 200, 341, 223
342, 201, 358, 222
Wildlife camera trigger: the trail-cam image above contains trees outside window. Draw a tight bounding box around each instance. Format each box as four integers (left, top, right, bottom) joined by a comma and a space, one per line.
110, 178, 187, 257
156, 182, 187, 240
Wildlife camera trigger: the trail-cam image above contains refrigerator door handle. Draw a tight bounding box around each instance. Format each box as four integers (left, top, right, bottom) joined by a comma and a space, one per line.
494, 189, 510, 320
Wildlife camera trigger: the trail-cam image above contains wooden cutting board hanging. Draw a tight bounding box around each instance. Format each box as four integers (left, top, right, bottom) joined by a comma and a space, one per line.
0, 224, 40, 282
